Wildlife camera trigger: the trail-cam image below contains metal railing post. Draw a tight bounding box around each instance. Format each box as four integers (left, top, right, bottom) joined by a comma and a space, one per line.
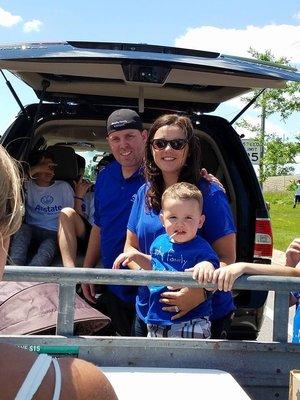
273, 291, 290, 342
56, 283, 76, 336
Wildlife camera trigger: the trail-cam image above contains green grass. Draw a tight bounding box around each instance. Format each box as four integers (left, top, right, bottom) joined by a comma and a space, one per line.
264, 191, 300, 251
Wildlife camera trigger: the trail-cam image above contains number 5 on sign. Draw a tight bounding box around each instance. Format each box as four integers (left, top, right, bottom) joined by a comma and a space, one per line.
242, 140, 261, 165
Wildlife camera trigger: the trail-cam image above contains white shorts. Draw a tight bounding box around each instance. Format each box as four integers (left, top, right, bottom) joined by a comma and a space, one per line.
147, 317, 211, 339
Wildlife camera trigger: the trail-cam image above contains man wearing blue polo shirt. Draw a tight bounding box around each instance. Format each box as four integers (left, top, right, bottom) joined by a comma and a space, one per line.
81, 109, 147, 336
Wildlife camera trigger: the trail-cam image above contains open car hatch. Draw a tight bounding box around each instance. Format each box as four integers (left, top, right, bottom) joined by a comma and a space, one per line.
0, 41, 299, 113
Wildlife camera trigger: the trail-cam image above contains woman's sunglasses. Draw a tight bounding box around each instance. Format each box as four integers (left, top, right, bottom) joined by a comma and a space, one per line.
150, 138, 188, 151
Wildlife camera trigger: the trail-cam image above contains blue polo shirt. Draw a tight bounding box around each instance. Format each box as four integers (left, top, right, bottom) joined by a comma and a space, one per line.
147, 233, 219, 325
94, 161, 145, 303
127, 179, 236, 321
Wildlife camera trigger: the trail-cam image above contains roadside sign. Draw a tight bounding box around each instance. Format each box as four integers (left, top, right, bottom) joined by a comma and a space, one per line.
242, 140, 261, 165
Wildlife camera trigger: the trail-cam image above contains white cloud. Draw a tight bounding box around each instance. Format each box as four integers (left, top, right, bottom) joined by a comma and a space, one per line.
293, 12, 300, 20
175, 24, 300, 65
0, 7, 22, 27
23, 19, 42, 33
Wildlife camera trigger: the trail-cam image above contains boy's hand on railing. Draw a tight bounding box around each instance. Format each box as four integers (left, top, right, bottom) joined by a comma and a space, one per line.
81, 283, 96, 303
286, 238, 300, 268
186, 261, 215, 287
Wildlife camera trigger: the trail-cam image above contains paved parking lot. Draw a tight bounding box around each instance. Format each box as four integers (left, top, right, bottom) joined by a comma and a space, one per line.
257, 248, 295, 342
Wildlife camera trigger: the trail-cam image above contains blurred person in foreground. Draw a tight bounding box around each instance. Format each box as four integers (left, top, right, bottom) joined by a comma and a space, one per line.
0, 144, 117, 400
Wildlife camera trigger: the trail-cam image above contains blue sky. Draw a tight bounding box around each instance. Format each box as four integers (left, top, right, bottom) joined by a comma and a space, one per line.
0, 1, 299, 170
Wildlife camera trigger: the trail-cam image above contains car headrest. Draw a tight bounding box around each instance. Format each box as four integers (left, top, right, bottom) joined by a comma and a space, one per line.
47, 145, 78, 181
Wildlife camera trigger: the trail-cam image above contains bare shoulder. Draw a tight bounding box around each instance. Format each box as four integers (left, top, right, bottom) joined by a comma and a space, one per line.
0, 344, 118, 400
0, 344, 40, 399
59, 357, 118, 400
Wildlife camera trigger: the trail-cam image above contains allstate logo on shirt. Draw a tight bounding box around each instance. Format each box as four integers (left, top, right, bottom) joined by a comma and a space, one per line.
35, 194, 62, 215
41, 195, 54, 205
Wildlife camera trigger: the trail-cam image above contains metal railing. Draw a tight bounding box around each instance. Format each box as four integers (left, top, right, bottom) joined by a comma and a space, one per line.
3, 265, 300, 343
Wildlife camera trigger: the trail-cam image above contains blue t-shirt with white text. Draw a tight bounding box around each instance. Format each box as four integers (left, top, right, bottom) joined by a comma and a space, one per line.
146, 233, 219, 325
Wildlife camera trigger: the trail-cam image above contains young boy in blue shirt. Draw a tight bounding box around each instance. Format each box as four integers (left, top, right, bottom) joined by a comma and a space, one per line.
114, 182, 219, 338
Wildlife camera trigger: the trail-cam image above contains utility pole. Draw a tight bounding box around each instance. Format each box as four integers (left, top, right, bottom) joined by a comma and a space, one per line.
259, 92, 266, 189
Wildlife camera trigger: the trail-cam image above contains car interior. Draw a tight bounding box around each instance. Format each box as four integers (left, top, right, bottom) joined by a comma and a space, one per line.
30, 117, 237, 254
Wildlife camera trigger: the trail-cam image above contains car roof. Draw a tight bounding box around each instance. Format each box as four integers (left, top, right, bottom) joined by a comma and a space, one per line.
0, 41, 299, 113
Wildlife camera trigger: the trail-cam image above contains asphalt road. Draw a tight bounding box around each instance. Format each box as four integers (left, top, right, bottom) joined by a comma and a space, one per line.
257, 249, 295, 342
257, 291, 295, 341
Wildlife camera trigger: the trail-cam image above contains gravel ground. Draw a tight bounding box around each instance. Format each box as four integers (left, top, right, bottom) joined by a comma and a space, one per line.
272, 248, 285, 265
257, 247, 293, 342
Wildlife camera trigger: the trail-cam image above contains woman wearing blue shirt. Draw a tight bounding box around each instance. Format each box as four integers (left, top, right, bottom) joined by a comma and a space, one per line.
121, 114, 237, 338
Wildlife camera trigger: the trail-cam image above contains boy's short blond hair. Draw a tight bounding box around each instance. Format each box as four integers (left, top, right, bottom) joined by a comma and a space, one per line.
162, 182, 203, 212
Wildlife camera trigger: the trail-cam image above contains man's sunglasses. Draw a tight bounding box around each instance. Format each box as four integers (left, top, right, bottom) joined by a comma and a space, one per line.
150, 138, 188, 151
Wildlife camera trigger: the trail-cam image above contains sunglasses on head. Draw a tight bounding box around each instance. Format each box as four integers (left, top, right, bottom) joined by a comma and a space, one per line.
150, 138, 188, 150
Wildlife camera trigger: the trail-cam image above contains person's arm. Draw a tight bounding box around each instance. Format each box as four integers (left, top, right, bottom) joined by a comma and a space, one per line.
212, 261, 300, 292
120, 230, 152, 271
212, 237, 300, 292
285, 238, 300, 305
113, 247, 151, 270
83, 224, 100, 267
73, 178, 93, 216
81, 224, 101, 303
211, 233, 236, 266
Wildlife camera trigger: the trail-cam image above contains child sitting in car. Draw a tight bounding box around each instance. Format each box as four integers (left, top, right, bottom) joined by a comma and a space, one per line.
9, 150, 74, 266
113, 182, 219, 338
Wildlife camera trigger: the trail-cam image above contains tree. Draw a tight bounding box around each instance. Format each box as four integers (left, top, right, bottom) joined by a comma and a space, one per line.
245, 48, 300, 120
263, 135, 299, 179
238, 120, 299, 182
236, 49, 300, 185
84, 160, 97, 181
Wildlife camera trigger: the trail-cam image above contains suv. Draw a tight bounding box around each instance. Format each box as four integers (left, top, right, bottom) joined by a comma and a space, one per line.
1, 41, 299, 339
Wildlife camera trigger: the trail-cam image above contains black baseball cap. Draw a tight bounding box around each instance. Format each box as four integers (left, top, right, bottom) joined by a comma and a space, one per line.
106, 109, 143, 136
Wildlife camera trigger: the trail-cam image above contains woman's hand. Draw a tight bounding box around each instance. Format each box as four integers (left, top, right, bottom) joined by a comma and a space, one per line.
160, 286, 206, 320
